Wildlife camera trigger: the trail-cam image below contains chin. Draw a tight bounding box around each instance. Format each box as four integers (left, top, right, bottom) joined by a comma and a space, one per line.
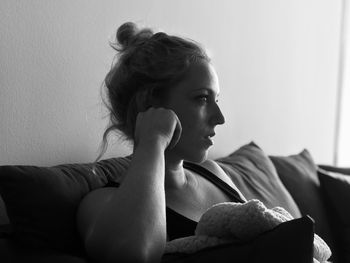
170, 141, 210, 163
183, 149, 208, 164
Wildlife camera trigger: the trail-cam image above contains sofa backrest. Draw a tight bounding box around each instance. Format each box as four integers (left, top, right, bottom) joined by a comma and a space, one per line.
0, 157, 131, 253
0, 142, 340, 260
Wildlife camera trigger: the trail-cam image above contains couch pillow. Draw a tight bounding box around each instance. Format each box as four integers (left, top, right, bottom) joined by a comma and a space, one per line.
269, 150, 336, 259
215, 142, 301, 218
0, 157, 131, 253
162, 216, 314, 263
318, 169, 350, 263
0, 196, 9, 225
318, 165, 350, 175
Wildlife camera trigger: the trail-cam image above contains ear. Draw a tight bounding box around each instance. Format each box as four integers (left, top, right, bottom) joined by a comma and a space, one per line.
149, 86, 168, 108
135, 86, 167, 111
135, 89, 152, 112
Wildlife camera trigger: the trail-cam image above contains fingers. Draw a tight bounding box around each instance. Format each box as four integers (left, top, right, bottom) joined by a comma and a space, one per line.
167, 112, 182, 149
134, 107, 182, 150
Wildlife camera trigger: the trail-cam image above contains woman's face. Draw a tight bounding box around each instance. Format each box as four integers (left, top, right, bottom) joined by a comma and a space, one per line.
163, 60, 225, 163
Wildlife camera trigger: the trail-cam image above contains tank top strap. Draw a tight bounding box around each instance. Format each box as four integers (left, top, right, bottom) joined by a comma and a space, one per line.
183, 161, 246, 204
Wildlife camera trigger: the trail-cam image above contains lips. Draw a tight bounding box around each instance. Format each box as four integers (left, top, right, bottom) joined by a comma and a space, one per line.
203, 133, 215, 146
204, 133, 215, 139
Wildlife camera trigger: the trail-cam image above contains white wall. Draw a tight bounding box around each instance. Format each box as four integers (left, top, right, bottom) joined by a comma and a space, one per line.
337, 0, 350, 166
0, 0, 342, 166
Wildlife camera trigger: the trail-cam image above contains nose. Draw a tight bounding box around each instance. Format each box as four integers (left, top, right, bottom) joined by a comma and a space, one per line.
210, 103, 225, 126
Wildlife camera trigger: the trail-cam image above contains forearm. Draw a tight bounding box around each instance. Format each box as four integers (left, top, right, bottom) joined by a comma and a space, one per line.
110, 142, 167, 241
88, 142, 167, 262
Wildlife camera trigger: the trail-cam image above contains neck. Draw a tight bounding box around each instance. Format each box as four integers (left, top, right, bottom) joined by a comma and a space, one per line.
164, 153, 188, 190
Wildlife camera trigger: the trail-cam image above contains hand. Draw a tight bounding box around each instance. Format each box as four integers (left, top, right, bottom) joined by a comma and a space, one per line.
134, 107, 182, 151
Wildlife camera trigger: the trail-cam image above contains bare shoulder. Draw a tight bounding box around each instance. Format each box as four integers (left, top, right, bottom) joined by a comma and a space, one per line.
199, 159, 235, 188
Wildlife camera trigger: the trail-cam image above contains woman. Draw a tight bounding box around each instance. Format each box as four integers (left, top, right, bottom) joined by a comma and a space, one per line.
77, 22, 246, 263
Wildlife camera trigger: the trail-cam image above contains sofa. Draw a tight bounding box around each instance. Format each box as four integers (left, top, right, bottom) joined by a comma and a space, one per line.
0, 141, 349, 263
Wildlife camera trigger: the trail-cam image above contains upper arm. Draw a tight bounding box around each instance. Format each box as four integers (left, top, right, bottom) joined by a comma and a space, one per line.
76, 187, 115, 245
77, 186, 166, 263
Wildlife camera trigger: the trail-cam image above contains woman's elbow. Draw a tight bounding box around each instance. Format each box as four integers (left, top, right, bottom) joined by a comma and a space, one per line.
77, 189, 166, 262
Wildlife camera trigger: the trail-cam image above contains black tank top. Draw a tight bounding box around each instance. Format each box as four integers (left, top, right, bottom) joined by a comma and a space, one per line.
166, 161, 245, 240
105, 161, 246, 241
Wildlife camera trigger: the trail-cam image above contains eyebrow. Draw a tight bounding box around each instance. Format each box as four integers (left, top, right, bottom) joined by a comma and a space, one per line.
189, 88, 220, 96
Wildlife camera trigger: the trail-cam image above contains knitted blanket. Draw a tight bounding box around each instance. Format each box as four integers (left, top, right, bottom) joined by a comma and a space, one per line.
165, 199, 331, 263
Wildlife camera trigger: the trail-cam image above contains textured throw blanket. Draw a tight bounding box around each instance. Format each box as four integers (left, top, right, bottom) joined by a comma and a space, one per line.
165, 199, 331, 263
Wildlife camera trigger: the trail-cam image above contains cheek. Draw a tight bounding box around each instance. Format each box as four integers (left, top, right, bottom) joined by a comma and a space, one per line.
178, 116, 199, 139
177, 107, 204, 129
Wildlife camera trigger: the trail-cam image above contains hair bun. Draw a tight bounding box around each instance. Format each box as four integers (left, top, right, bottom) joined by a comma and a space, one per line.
116, 22, 138, 48
115, 22, 154, 51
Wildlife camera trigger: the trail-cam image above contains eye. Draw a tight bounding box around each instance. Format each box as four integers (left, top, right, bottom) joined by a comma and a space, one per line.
197, 95, 209, 102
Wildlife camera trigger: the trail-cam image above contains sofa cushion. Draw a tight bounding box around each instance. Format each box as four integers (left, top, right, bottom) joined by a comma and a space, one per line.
0, 196, 9, 225
0, 237, 88, 263
318, 165, 350, 175
318, 168, 350, 263
215, 142, 301, 218
269, 150, 336, 259
0, 157, 131, 253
